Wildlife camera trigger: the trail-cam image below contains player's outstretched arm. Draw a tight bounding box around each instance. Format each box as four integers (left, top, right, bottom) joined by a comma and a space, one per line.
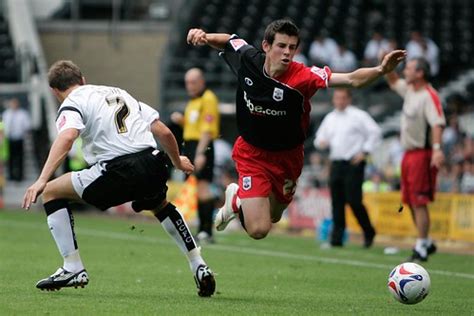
187, 28, 231, 50
150, 119, 194, 174
22, 128, 79, 209
329, 50, 406, 88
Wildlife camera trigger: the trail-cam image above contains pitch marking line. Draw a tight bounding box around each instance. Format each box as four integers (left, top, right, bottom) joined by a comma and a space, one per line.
2, 219, 473, 280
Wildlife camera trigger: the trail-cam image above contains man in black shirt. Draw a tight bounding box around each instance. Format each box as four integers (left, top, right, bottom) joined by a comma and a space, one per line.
187, 19, 405, 240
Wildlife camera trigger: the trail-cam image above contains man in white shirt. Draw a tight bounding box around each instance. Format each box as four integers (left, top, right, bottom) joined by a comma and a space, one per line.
314, 88, 381, 248
308, 31, 339, 67
363, 31, 391, 67
22, 60, 215, 297
2, 97, 31, 181
329, 44, 358, 73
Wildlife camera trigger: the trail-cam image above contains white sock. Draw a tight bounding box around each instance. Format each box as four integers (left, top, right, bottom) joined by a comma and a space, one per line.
187, 247, 206, 272
426, 237, 433, 247
47, 208, 85, 272
63, 250, 85, 273
415, 238, 428, 257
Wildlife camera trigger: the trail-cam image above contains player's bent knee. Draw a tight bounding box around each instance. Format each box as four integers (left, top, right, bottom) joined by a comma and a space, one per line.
42, 186, 58, 204
247, 226, 270, 240
248, 230, 269, 240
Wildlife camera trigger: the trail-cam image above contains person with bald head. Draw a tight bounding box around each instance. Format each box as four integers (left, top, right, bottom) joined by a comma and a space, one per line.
172, 67, 220, 244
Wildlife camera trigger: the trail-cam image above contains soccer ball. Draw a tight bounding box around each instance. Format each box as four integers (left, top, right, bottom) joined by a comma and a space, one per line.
387, 262, 431, 304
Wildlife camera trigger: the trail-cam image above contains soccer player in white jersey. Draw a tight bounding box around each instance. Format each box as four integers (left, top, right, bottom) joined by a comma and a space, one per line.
22, 60, 215, 297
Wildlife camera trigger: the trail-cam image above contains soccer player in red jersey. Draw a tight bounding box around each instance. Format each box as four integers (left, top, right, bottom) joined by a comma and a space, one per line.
187, 19, 406, 240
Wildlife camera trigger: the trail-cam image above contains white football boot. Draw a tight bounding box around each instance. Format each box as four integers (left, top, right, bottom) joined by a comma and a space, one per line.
215, 183, 239, 231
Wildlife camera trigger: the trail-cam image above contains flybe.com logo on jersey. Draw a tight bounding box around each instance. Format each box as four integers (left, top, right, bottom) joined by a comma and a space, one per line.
243, 91, 286, 117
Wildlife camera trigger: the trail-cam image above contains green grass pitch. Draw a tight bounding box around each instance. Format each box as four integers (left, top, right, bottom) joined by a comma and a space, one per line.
1, 209, 473, 315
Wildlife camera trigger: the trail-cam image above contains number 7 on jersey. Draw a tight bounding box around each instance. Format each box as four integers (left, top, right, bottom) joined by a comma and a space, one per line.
106, 95, 130, 134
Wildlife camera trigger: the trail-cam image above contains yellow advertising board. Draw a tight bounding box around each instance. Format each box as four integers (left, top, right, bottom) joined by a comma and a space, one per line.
346, 192, 474, 242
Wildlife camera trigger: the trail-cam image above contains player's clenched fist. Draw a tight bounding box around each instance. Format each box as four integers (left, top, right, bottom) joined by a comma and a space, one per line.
187, 28, 208, 46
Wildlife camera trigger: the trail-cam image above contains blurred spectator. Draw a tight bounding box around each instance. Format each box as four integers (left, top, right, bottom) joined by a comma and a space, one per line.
385, 136, 403, 185
363, 171, 391, 192
460, 159, 474, 193
387, 133, 404, 167
308, 30, 338, 67
0, 118, 6, 163
363, 31, 391, 67
405, 31, 439, 76
300, 151, 329, 188
3, 98, 31, 182
293, 44, 308, 66
449, 142, 467, 165
462, 136, 473, 161
437, 163, 461, 193
329, 44, 357, 73
442, 115, 465, 156
0, 119, 5, 187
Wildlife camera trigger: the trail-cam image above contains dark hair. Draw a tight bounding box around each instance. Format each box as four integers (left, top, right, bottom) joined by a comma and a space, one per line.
48, 60, 83, 91
263, 19, 300, 46
412, 57, 431, 80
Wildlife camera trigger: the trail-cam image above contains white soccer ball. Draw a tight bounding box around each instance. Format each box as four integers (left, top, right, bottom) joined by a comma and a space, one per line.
387, 262, 431, 304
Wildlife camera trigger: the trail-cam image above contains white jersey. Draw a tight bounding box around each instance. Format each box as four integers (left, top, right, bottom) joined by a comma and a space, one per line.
56, 85, 159, 165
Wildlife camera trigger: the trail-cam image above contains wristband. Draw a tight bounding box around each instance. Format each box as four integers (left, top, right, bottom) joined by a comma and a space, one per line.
432, 143, 441, 150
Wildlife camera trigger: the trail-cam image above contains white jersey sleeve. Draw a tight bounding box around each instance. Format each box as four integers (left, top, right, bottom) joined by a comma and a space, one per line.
56, 96, 86, 133
56, 110, 85, 134
139, 102, 160, 125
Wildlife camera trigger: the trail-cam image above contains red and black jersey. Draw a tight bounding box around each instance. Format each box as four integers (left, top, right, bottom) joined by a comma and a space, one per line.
221, 35, 332, 151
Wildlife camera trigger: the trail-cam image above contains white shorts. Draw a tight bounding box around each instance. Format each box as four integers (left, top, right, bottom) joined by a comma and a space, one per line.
71, 162, 106, 198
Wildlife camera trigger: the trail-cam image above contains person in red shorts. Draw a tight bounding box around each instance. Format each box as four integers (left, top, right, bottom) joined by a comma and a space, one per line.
187, 19, 406, 240
385, 57, 446, 261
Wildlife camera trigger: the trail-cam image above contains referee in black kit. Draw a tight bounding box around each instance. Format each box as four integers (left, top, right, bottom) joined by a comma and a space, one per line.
314, 88, 381, 248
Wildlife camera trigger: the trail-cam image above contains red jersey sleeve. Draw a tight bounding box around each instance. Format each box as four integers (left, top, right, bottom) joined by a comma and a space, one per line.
279, 63, 332, 98
305, 65, 332, 95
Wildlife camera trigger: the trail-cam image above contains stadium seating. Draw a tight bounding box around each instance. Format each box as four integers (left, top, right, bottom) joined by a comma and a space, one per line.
0, 15, 19, 83
161, 0, 473, 106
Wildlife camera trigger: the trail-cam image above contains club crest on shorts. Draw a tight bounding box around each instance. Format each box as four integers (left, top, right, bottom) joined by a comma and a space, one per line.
273, 88, 284, 101
242, 176, 252, 190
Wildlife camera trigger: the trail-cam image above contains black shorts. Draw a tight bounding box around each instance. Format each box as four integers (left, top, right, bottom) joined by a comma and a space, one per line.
182, 140, 215, 181
82, 148, 169, 211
